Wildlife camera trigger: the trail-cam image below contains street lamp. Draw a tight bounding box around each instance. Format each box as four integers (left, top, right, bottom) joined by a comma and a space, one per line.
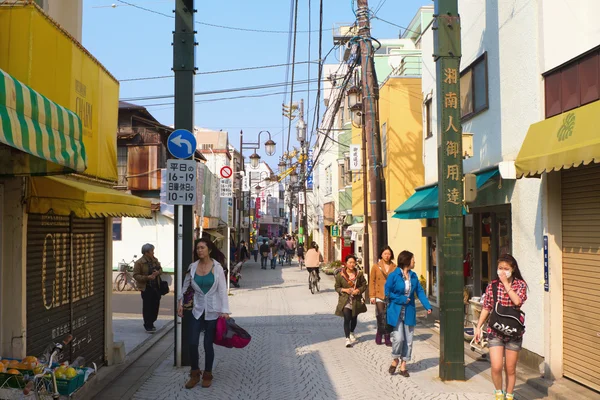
278, 159, 287, 174
255, 184, 262, 195
249, 152, 261, 169
290, 169, 299, 184
347, 85, 361, 108
350, 103, 363, 128
264, 139, 276, 156
296, 119, 306, 142
241, 130, 277, 169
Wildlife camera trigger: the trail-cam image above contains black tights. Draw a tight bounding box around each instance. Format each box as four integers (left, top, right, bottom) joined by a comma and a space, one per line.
343, 308, 358, 338
375, 302, 388, 335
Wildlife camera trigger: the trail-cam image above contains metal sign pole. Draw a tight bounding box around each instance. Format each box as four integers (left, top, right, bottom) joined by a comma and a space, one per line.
176, 205, 183, 366
227, 226, 231, 295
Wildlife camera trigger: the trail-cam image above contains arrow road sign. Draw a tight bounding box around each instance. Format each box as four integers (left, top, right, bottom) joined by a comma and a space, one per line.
220, 166, 232, 179
168, 129, 197, 159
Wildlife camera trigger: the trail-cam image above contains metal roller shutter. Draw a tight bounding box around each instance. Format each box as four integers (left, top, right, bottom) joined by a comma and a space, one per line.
562, 163, 600, 391
26, 215, 106, 367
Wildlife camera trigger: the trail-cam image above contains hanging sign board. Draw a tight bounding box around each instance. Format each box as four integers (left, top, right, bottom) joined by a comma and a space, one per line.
166, 160, 196, 205
242, 175, 250, 192
349, 144, 361, 171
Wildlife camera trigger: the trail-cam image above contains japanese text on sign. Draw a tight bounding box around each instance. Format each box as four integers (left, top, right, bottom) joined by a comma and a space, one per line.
220, 178, 233, 198
166, 160, 196, 205
349, 144, 361, 171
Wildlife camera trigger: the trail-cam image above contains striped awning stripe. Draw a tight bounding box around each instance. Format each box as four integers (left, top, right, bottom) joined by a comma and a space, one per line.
0, 68, 86, 172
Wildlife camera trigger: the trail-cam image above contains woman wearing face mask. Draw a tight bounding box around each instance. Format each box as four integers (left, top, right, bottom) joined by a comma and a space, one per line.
369, 246, 396, 346
385, 250, 432, 376
177, 238, 230, 390
475, 254, 528, 400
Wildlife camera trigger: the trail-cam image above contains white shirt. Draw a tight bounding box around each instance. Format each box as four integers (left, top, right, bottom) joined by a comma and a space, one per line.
178, 259, 230, 321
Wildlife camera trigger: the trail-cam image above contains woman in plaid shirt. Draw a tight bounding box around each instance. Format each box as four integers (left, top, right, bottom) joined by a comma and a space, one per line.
475, 254, 527, 400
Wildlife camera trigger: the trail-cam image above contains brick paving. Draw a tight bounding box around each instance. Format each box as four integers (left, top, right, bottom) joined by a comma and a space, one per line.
130, 260, 545, 400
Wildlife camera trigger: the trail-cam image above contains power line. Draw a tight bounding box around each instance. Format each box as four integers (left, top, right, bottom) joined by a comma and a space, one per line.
282, 0, 296, 161
119, 60, 318, 82
372, 15, 421, 36
120, 78, 320, 102
308, 0, 325, 148
285, 0, 300, 159
114, 0, 333, 35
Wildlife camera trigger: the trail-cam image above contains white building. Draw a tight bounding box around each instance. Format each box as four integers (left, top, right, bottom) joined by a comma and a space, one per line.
246, 161, 285, 239
398, 0, 600, 390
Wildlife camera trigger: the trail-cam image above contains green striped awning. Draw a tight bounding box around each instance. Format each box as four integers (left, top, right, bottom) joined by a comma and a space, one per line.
0, 68, 87, 172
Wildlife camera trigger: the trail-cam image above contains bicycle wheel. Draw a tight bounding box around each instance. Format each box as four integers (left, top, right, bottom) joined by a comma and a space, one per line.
310, 273, 315, 294
33, 375, 58, 400
115, 274, 127, 292
315, 274, 320, 292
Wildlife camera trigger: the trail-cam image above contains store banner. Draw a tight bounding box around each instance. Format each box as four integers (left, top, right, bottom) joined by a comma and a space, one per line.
349, 145, 361, 171
307, 149, 314, 190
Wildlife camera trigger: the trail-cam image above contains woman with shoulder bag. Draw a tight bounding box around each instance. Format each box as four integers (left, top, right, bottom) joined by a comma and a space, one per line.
334, 254, 367, 348
475, 254, 527, 400
369, 246, 397, 346
177, 238, 231, 390
385, 250, 432, 377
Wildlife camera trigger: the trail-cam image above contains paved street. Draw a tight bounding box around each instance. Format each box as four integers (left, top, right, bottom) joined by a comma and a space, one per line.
121, 260, 547, 400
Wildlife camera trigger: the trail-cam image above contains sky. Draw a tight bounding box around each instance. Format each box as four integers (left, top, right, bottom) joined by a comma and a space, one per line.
83, 0, 432, 167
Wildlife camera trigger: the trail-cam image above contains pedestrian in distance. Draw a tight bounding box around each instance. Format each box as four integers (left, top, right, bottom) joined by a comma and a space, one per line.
369, 246, 397, 346
259, 239, 270, 269
132, 243, 164, 333
297, 242, 305, 268
270, 241, 277, 269
385, 250, 432, 376
335, 254, 367, 348
177, 238, 231, 390
238, 240, 249, 262
252, 241, 258, 262
475, 254, 528, 400
304, 242, 323, 284
278, 240, 286, 265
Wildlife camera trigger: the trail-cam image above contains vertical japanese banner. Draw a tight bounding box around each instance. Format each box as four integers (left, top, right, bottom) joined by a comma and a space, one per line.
435, 6, 465, 381
306, 149, 314, 190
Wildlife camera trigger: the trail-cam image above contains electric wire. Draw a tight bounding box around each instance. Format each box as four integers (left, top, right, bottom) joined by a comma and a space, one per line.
308, 0, 324, 149
306, 0, 312, 137
285, 0, 300, 160
282, 0, 296, 154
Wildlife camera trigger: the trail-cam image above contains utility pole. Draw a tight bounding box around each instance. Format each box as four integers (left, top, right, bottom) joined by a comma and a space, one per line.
173, 0, 196, 367
360, 110, 370, 292
434, 0, 465, 380
298, 99, 308, 246
356, 0, 387, 268
237, 130, 244, 246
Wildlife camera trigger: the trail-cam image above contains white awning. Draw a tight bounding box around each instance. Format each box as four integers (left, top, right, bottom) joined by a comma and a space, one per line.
347, 223, 364, 233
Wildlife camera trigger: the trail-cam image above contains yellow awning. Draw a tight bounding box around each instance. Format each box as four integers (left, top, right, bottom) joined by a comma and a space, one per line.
28, 176, 151, 218
516, 101, 600, 177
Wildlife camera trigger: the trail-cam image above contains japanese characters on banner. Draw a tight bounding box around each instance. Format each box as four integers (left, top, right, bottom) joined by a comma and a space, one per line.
298, 191, 305, 205
220, 178, 233, 198
306, 149, 314, 190
242, 175, 250, 192
349, 144, 361, 171
255, 197, 261, 219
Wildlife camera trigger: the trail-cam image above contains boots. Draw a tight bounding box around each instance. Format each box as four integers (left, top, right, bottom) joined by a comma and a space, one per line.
202, 371, 213, 388
384, 334, 392, 347
375, 332, 383, 345
185, 369, 201, 389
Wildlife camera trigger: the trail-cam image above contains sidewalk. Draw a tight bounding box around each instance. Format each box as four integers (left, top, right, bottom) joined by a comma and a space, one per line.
122, 259, 542, 400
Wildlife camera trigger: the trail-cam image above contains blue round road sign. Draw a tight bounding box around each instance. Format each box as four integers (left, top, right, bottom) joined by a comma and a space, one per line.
167, 129, 197, 159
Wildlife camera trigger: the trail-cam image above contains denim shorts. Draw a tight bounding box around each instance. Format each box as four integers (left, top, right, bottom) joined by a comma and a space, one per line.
488, 333, 523, 351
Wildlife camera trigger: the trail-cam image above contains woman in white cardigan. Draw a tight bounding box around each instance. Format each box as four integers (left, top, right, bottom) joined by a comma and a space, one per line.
177, 238, 230, 389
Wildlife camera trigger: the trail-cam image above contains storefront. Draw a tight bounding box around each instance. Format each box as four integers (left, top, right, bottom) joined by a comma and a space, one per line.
393, 168, 514, 306
516, 94, 600, 391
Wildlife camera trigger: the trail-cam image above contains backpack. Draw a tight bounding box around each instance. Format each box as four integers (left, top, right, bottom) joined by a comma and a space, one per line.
214, 317, 251, 349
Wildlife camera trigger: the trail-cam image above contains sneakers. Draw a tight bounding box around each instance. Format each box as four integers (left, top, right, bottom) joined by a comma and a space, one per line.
505, 393, 514, 400
494, 390, 505, 400
145, 327, 156, 334
349, 333, 358, 343
345, 338, 352, 348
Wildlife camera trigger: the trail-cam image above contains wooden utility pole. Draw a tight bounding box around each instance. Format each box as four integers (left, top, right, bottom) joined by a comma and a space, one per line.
299, 100, 309, 246
434, 0, 466, 380
356, 0, 387, 267
173, 0, 196, 367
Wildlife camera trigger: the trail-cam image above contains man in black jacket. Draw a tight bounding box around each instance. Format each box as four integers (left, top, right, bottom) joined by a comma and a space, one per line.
259, 240, 270, 269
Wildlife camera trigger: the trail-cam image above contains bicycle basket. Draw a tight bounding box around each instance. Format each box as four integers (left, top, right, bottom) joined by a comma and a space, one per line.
118, 263, 128, 272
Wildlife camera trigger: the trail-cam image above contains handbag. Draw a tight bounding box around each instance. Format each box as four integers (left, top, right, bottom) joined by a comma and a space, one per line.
489, 282, 525, 337
214, 317, 251, 349
159, 280, 170, 296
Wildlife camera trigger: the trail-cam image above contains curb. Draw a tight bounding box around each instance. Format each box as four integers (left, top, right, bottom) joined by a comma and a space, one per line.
72, 320, 175, 400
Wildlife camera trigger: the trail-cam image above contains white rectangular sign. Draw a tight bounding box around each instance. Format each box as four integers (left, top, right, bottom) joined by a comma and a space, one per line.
242, 175, 250, 192
220, 178, 233, 198
166, 160, 197, 205
298, 191, 305, 205
349, 144, 361, 171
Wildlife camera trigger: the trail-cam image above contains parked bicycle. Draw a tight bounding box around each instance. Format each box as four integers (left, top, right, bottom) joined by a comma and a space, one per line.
308, 268, 320, 294
114, 256, 137, 292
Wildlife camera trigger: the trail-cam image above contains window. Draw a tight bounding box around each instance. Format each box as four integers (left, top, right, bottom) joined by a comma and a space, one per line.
460, 53, 488, 120
344, 157, 352, 186
112, 218, 122, 241
425, 99, 432, 138
381, 122, 388, 167
117, 147, 128, 186
544, 48, 600, 118
201, 143, 213, 150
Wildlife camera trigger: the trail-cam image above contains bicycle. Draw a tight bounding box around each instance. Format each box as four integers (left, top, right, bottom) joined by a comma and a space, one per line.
21, 334, 73, 399
308, 268, 320, 294
114, 256, 137, 292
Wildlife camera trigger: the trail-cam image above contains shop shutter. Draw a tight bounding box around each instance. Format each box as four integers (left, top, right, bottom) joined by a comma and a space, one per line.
26, 215, 106, 367
561, 163, 600, 391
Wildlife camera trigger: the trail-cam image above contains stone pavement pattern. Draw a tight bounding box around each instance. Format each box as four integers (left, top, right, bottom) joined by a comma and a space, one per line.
131, 260, 538, 400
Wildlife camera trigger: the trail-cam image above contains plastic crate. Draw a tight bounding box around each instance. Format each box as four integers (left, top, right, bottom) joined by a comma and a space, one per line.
0, 372, 26, 389
56, 370, 85, 395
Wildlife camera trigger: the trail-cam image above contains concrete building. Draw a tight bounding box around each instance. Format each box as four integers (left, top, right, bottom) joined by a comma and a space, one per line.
246, 161, 285, 240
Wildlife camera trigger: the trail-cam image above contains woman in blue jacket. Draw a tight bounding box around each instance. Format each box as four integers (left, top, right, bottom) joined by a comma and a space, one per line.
385, 250, 432, 376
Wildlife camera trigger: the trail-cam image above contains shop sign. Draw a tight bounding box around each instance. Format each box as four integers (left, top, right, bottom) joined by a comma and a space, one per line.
331, 225, 340, 237
543, 235, 549, 292
166, 160, 197, 205
349, 144, 361, 170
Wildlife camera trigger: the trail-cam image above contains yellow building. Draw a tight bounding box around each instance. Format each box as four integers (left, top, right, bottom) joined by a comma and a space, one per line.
352, 77, 426, 277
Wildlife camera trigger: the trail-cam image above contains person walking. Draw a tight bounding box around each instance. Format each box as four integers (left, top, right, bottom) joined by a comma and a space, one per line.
385, 250, 432, 376
369, 246, 397, 346
252, 241, 258, 262
238, 240, 249, 262
297, 242, 305, 268
177, 238, 230, 390
335, 254, 367, 348
270, 241, 278, 269
475, 254, 528, 400
304, 242, 323, 285
259, 239, 270, 269
132, 244, 164, 333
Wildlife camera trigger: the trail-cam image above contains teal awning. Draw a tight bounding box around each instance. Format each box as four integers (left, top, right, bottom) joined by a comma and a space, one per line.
393, 168, 499, 220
